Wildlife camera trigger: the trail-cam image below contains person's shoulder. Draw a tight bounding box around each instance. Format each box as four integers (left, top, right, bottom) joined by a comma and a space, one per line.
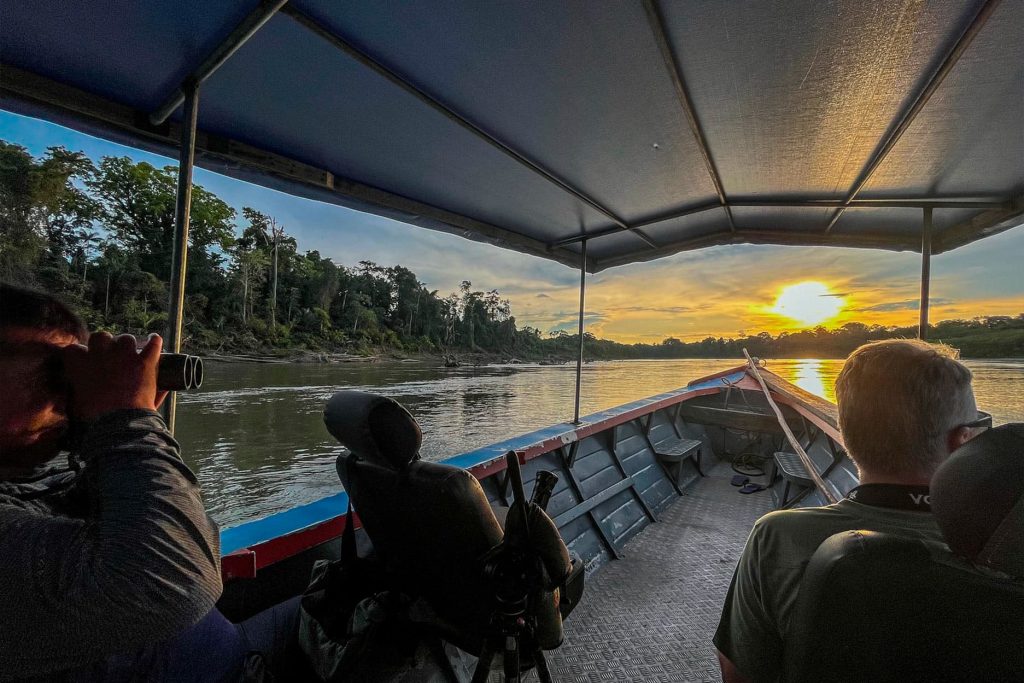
0, 462, 80, 514
746, 504, 866, 558
0, 462, 75, 490
752, 503, 853, 534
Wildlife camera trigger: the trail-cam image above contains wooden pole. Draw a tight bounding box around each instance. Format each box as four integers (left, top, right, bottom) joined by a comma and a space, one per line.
162, 83, 199, 433
743, 350, 838, 503
919, 207, 932, 340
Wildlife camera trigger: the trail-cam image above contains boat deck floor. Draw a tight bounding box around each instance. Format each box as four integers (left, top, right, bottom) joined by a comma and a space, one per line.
546, 459, 773, 682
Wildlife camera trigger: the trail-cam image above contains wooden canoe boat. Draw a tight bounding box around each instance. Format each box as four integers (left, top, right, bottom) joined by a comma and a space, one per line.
217, 364, 854, 635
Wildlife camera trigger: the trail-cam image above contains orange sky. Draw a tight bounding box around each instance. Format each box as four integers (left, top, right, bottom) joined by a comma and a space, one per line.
508, 229, 1024, 344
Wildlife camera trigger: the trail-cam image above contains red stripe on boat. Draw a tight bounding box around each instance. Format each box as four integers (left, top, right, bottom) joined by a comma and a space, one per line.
221, 513, 362, 581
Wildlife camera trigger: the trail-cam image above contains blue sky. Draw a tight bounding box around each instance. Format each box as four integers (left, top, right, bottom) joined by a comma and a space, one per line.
3, 110, 1022, 342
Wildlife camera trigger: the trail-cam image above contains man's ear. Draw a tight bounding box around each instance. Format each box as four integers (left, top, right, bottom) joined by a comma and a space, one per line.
948, 426, 973, 454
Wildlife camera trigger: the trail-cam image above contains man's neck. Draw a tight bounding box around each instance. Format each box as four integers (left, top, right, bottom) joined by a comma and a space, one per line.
858, 472, 932, 487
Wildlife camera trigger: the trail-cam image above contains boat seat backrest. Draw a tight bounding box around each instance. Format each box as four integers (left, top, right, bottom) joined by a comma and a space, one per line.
810, 429, 841, 471
783, 530, 1024, 683
932, 423, 1024, 580
324, 390, 422, 470
324, 391, 530, 652
337, 452, 504, 642
646, 412, 678, 445
794, 429, 839, 473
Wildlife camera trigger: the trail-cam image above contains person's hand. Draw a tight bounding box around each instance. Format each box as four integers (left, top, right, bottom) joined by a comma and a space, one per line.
62, 332, 167, 422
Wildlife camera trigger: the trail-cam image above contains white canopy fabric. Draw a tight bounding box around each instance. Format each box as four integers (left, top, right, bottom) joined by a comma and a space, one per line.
2, 0, 1021, 271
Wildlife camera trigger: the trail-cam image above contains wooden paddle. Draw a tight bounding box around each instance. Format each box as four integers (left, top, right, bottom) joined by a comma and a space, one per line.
743, 349, 839, 504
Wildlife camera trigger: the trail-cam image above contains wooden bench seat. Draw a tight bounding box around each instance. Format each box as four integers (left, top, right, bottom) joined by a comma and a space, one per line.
773, 450, 816, 485
653, 435, 704, 482
771, 449, 834, 507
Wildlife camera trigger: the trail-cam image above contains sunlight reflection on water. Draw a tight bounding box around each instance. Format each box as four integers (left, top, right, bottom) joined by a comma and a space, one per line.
177, 358, 1023, 527
787, 359, 831, 402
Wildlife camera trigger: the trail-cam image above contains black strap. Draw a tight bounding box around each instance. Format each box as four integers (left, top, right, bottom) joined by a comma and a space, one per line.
847, 484, 931, 512
340, 456, 357, 566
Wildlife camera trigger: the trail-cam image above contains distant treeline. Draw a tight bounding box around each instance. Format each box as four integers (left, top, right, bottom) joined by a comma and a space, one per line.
2, 141, 1022, 359
560, 316, 1024, 360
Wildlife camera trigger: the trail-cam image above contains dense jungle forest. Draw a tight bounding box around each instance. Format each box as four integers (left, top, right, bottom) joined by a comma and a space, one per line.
2, 142, 1022, 360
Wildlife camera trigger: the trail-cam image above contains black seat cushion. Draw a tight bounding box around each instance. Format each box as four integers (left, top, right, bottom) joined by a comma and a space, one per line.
338, 453, 503, 651
784, 530, 1024, 683
932, 423, 1024, 578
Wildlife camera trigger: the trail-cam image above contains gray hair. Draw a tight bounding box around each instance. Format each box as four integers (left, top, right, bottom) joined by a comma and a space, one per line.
835, 339, 975, 478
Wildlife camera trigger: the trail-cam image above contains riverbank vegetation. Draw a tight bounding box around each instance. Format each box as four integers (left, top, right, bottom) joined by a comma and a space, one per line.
3, 142, 1022, 360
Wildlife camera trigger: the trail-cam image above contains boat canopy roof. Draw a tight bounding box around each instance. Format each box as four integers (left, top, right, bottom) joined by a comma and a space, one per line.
2, 0, 1021, 272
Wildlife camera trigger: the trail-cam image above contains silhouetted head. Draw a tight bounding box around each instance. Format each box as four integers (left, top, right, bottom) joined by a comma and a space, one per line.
0, 282, 88, 470
932, 423, 1024, 578
835, 339, 977, 482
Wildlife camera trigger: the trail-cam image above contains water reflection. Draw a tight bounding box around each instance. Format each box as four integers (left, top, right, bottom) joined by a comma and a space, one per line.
787, 359, 831, 403
177, 358, 1023, 527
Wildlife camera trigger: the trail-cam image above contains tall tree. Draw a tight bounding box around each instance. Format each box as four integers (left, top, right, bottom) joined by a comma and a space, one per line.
88, 157, 234, 282
0, 144, 98, 284
241, 208, 293, 329
231, 247, 268, 324
96, 241, 130, 318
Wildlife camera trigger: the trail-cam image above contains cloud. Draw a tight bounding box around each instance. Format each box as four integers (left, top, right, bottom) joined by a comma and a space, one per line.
857, 298, 954, 313
532, 310, 608, 326
604, 304, 715, 314
548, 312, 608, 334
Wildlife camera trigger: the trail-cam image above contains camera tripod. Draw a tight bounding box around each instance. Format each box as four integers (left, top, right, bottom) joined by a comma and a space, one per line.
470, 452, 559, 683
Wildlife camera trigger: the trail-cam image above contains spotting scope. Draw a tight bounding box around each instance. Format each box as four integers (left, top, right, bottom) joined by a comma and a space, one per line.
156, 353, 204, 391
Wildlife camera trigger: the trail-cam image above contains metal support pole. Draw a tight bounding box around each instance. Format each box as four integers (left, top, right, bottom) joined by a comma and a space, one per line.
573, 241, 587, 424
919, 207, 932, 340
163, 84, 200, 433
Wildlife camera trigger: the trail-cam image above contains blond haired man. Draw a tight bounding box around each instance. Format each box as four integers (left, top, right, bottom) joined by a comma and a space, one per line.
714, 339, 984, 683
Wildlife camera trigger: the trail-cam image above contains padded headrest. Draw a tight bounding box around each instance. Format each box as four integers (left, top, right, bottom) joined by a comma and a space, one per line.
324, 391, 422, 469
786, 530, 1024, 683
932, 423, 1024, 578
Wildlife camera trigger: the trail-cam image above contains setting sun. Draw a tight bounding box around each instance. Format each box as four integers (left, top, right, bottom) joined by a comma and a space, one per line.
771, 281, 846, 327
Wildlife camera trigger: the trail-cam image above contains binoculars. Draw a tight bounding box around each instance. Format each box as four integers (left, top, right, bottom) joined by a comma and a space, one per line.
156, 354, 204, 391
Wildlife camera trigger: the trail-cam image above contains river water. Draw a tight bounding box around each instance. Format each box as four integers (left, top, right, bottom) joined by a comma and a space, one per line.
176, 358, 1024, 528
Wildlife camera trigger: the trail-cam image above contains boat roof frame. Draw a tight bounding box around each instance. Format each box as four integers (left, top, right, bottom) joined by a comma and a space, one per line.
2, 0, 1022, 274
3, 0, 1022, 431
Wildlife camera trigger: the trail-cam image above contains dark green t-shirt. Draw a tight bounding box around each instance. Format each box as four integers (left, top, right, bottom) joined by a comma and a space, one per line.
713, 499, 944, 682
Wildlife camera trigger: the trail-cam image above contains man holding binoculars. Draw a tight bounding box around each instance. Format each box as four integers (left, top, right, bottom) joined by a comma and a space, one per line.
0, 283, 244, 680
